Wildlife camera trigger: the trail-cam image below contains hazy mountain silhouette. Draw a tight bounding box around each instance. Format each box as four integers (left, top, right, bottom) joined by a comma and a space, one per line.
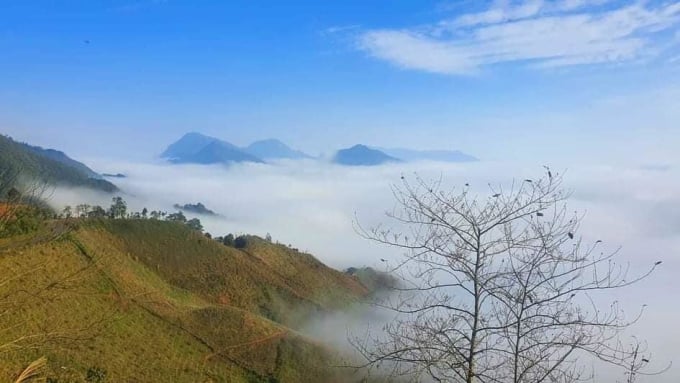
245, 139, 312, 160
161, 132, 263, 164
161, 132, 220, 159
332, 144, 400, 166
173, 140, 264, 164
378, 147, 478, 162
162, 133, 477, 166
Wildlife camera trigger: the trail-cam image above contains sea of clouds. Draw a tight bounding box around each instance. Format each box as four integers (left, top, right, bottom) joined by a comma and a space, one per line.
47, 158, 679, 381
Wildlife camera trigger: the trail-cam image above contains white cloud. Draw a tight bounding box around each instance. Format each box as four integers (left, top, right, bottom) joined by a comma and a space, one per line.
44, 158, 680, 381
60, 159, 680, 379
356, 1, 680, 74
358, 30, 478, 74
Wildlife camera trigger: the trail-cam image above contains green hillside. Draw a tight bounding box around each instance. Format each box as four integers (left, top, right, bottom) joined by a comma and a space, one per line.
0, 218, 372, 382
0, 135, 117, 195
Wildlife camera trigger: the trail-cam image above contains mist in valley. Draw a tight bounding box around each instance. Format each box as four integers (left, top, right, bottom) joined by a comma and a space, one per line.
41, 158, 680, 381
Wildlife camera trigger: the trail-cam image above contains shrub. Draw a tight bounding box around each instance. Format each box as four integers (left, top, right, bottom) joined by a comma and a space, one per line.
234, 235, 248, 249
222, 233, 235, 247
86, 367, 107, 383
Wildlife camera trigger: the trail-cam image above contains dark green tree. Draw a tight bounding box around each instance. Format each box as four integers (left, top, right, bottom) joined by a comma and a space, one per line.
166, 211, 186, 223
186, 218, 203, 232
234, 235, 248, 249
88, 205, 107, 218
141, 207, 148, 219
223, 233, 235, 247
108, 196, 127, 219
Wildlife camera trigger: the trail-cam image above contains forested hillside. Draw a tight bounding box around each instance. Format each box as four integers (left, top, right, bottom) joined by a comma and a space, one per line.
0, 135, 117, 194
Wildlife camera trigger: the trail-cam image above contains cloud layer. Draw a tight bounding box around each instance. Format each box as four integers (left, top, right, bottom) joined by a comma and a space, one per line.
356, 0, 680, 74
47, 159, 680, 381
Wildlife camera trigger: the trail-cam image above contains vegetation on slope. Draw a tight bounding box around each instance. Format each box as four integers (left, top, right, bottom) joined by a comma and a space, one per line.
95, 219, 367, 326
0, 217, 373, 382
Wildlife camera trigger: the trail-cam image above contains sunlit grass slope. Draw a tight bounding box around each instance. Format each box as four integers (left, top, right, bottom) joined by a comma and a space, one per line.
0, 219, 370, 382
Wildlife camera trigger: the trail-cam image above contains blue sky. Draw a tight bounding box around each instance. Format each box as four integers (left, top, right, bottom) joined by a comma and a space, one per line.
1, 0, 679, 164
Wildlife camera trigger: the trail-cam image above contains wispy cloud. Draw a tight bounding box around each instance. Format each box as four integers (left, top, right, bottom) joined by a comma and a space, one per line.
323, 25, 361, 35
356, 0, 680, 74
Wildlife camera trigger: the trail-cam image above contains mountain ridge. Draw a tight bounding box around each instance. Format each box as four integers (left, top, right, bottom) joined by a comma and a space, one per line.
161, 133, 310, 165
0, 134, 117, 194
161, 132, 478, 166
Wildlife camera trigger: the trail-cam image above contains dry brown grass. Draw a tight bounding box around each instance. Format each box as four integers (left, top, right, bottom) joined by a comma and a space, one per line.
14, 357, 46, 383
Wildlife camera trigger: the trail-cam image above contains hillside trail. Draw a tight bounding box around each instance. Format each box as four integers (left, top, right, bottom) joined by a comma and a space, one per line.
0, 220, 72, 252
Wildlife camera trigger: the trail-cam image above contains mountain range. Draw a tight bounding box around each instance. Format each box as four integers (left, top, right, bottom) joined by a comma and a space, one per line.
161, 133, 310, 165
161, 132, 478, 166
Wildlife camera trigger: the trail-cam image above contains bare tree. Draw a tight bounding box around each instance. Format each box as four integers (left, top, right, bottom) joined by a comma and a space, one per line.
620, 338, 670, 383
352, 170, 663, 383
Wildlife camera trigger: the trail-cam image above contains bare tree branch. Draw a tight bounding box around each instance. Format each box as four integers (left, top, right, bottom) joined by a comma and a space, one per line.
351, 169, 664, 383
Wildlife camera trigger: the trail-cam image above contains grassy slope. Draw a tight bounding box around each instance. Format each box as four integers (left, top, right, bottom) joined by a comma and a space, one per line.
0, 219, 369, 382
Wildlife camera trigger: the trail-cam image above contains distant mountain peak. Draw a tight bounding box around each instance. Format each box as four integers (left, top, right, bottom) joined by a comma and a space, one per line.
333, 144, 400, 166
161, 133, 263, 165
161, 133, 316, 164
160, 132, 222, 160
179, 140, 263, 165
183, 131, 207, 137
